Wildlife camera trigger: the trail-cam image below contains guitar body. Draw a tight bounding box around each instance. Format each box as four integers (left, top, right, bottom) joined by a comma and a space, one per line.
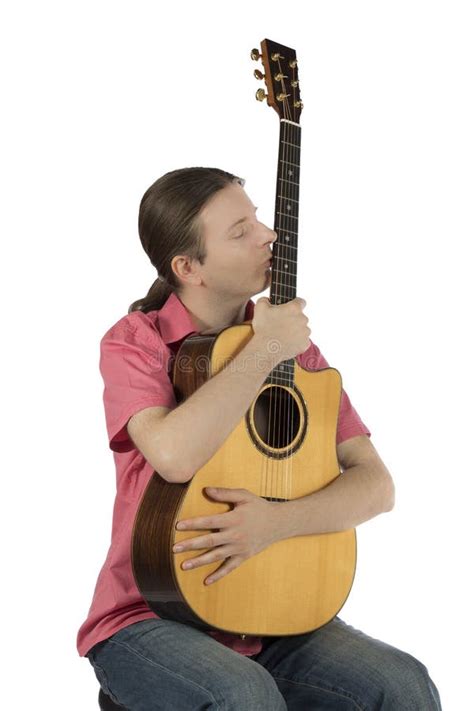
132, 321, 356, 636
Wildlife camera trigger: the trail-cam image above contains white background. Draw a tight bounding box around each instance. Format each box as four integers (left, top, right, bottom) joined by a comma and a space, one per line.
1, 1, 472, 708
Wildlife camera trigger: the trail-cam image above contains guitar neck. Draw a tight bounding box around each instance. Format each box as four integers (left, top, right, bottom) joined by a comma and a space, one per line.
269, 119, 301, 307
254, 38, 303, 386
265, 119, 301, 388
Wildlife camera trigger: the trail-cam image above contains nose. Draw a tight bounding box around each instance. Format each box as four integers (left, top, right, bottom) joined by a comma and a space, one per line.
259, 223, 277, 246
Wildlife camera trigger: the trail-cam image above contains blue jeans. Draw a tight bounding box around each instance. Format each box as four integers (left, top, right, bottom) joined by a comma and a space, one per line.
87, 616, 442, 710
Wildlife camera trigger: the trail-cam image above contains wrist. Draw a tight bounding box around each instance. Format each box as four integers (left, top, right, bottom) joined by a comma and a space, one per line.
246, 335, 282, 373
270, 499, 299, 541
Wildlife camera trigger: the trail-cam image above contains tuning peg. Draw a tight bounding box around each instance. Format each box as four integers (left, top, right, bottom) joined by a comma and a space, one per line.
255, 88, 268, 102
250, 48, 262, 61
254, 69, 264, 80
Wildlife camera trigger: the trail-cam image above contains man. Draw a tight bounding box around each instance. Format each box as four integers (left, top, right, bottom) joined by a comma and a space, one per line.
78, 168, 442, 709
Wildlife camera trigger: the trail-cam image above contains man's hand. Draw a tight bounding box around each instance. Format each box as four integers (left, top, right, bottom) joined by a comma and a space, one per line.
173, 487, 281, 585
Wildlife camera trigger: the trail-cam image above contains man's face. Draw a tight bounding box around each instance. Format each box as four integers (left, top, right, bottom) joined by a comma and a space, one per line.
195, 182, 276, 299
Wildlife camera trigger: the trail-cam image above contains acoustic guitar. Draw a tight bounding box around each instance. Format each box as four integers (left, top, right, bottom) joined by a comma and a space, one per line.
132, 38, 356, 638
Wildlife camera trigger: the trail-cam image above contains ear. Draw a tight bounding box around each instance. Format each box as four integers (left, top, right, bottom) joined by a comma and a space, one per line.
170, 254, 203, 287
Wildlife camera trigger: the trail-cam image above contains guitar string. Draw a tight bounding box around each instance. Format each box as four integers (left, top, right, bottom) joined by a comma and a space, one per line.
259, 100, 290, 501
261, 58, 300, 505
263, 118, 281, 501
287, 64, 301, 504
264, 110, 279, 500
272, 114, 287, 502
288, 105, 300, 504
264, 95, 279, 502
280, 111, 292, 503
287, 111, 297, 503
270, 82, 298, 503
269, 103, 290, 502
284, 111, 297, 504
265, 80, 284, 502
278, 69, 299, 504
277, 75, 295, 504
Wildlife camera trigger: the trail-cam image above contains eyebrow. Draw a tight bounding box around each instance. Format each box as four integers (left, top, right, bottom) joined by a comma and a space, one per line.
226, 205, 258, 234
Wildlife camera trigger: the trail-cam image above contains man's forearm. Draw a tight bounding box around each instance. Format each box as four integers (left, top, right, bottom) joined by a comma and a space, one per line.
275, 460, 395, 538
156, 335, 274, 480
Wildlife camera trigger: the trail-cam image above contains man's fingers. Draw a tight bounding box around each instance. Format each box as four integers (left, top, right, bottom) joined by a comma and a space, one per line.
205, 556, 240, 585
173, 533, 221, 552
179, 545, 233, 571
176, 514, 231, 531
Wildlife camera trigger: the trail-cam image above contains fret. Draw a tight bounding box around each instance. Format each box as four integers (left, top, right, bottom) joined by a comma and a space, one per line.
278, 178, 298, 186
276, 227, 298, 235
271, 298, 296, 306
279, 160, 299, 168
281, 118, 301, 128
272, 255, 297, 263
277, 212, 298, 219
271, 268, 296, 276
275, 245, 297, 252
274, 253, 297, 261
267, 375, 294, 386
271, 279, 297, 288
273, 362, 294, 372
268, 367, 294, 377
271, 292, 296, 298
281, 140, 301, 149
276, 195, 298, 203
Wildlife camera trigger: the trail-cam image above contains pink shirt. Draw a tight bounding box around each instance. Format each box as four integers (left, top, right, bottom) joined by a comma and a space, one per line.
77, 292, 370, 657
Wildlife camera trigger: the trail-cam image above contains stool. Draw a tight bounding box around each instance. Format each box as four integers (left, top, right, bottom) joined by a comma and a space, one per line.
99, 688, 127, 710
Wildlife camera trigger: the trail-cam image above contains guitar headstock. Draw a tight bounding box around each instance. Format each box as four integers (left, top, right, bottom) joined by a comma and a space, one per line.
251, 39, 303, 123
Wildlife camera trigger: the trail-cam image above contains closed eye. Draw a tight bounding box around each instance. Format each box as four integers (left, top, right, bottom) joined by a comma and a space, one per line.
230, 206, 258, 239
233, 225, 246, 238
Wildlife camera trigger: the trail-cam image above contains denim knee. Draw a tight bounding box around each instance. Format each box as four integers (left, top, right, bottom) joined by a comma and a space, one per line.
215, 662, 286, 711
378, 650, 441, 709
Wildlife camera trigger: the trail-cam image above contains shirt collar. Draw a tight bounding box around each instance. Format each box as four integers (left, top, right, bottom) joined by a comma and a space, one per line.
156, 291, 255, 346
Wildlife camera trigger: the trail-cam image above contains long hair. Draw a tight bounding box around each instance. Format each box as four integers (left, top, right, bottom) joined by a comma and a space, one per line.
128, 167, 245, 313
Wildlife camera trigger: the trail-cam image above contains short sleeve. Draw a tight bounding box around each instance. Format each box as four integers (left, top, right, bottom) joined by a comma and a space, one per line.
297, 340, 371, 445
99, 312, 177, 453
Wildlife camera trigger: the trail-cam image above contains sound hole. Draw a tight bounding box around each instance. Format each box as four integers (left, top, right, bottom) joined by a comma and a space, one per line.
253, 386, 300, 449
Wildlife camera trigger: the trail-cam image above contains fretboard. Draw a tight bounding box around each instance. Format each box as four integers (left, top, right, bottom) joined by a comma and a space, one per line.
267, 119, 301, 388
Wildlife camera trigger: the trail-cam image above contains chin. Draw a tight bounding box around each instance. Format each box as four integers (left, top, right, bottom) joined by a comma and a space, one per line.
252, 279, 271, 298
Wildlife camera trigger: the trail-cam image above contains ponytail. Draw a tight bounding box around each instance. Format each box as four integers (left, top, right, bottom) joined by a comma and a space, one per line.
128, 274, 173, 314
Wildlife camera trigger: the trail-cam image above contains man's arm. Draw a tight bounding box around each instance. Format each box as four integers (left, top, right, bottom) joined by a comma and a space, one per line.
276, 434, 395, 538
170, 433, 396, 584
129, 334, 276, 483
